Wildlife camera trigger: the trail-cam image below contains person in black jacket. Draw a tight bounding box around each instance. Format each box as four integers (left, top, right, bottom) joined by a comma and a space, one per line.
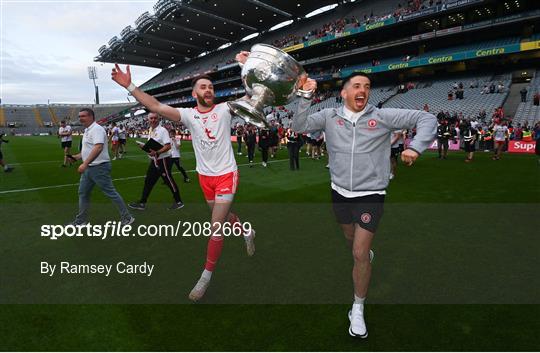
244, 125, 257, 168
436, 120, 454, 159
462, 121, 478, 162
286, 128, 301, 170
0, 133, 14, 172
258, 128, 270, 167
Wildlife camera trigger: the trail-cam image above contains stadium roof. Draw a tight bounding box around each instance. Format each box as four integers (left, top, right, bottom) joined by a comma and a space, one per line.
95, 0, 339, 68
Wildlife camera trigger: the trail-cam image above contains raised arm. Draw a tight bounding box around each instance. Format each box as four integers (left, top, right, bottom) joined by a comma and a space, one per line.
111, 64, 181, 122
291, 78, 326, 133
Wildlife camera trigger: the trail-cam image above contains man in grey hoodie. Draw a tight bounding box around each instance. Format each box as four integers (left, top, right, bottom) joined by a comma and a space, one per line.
293, 72, 437, 338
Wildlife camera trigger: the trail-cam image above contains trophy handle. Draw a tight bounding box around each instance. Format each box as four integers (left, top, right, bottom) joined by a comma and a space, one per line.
227, 100, 269, 128
227, 84, 274, 128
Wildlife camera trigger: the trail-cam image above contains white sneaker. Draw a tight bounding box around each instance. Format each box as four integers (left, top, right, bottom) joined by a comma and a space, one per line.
389, 173, 394, 180
262, 162, 267, 167
245, 229, 256, 256
188, 276, 211, 302
369, 249, 374, 263
112, 157, 117, 161
348, 304, 368, 338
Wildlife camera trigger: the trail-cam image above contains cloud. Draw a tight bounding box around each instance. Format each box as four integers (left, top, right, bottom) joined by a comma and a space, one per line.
1, 1, 160, 104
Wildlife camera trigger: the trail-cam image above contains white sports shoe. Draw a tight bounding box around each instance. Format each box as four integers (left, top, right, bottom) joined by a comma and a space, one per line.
348, 304, 368, 338
245, 229, 256, 257
188, 276, 211, 302
369, 249, 374, 263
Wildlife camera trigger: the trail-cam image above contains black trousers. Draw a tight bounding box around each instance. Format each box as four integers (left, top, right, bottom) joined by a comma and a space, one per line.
237, 136, 243, 153
287, 143, 300, 170
170, 157, 189, 180
247, 143, 256, 162
260, 146, 269, 163
140, 157, 182, 203
437, 138, 449, 156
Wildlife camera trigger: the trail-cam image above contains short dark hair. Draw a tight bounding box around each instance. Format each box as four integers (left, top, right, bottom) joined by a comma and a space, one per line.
60, 120, 66, 124
79, 108, 95, 119
191, 74, 212, 88
341, 72, 372, 89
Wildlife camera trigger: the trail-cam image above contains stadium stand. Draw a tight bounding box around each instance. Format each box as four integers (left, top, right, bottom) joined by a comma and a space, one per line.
0, 106, 5, 127
385, 74, 512, 118
0, 103, 135, 134
514, 69, 540, 126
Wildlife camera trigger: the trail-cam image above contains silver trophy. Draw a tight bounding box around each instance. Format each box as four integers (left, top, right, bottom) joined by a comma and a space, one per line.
228, 44, 308, 128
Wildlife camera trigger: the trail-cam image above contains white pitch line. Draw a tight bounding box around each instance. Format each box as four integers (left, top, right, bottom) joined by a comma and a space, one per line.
0, 158, 298, 195
9, 152, 195, 166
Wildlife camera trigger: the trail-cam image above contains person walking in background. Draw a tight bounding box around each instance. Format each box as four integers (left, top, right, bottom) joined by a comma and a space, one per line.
235, 124, 244, 155
286, 127, 301, 171
0, 133, 14, 172
128, 113, 184, 211
58, 120, 73, 167
244, 125, 257, 168
67, 108, 134, 226
169, 129, 190, 183
258, 128, 270, 167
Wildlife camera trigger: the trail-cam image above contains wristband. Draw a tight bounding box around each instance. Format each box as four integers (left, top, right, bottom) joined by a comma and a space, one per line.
126, 82, 137, 93
296, 89, 314, 100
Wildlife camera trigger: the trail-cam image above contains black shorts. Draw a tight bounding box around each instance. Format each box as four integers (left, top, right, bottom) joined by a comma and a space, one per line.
0, 151, 3, 160
119, 139, 126, 145
61, 141, 72, 149
464, 141, 476, 152
331, 189, 385, 233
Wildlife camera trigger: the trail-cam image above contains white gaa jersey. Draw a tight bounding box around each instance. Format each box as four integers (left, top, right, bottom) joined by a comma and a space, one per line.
170, 137, 180, 158
111, 127, 120, 141
177, 103, 236, 176
493, 125, 508, 141
59, 125, 72, 142
148, 125, 171, 160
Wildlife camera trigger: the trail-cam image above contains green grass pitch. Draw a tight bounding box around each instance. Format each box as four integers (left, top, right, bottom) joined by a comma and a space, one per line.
0, 135, 539, 351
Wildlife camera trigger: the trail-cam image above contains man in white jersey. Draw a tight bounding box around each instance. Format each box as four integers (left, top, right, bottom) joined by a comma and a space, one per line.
128, 112, 184, 211
67, 108, 134, 226
109, 122, 120, 160
492, 119, 508, 160
118, 124, 127, 157
58, 120, 73, 167
111, 52, 255, 302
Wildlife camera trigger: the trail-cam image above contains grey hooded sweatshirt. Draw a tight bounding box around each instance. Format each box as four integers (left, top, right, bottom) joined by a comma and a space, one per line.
292, 98, 437, 192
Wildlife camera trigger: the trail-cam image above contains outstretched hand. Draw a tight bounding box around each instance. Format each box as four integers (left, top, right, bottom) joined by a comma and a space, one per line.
111, 64, 131, 88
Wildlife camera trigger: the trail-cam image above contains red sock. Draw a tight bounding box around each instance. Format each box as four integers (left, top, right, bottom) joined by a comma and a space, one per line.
205, 235, 224, 271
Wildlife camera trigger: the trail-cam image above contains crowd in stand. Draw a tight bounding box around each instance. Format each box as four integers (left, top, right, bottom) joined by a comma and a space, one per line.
272, 0, 447, 49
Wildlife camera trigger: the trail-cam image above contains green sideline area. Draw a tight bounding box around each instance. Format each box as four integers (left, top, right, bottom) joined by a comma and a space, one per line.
0, 136, 539, 350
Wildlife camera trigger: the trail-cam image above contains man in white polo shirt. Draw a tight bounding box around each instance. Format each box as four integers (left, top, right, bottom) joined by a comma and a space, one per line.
68, 108, 134, 226
128, 112, 184, 211
58, 120, 73, 167
112, 54, 255, 302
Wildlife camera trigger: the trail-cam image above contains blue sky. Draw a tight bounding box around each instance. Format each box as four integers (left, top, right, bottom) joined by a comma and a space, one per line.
1, 0, 161, 104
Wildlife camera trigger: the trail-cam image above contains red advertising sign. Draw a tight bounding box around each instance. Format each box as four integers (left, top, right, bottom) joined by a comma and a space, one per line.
508, 141, 536, 154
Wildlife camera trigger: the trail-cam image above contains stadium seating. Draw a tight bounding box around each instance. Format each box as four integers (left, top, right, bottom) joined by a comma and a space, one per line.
384, 75, 511, 118
0, 103, 135, 134
140, 0, 408, 91
513, 70, 540, 126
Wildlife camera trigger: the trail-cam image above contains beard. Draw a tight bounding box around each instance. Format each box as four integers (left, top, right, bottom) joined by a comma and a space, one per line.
196, 93, 214, 108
